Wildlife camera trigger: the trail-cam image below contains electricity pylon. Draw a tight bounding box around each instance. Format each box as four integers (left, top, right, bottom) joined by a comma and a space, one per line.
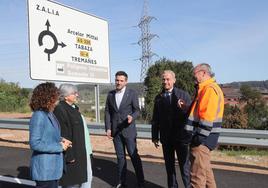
138, 0, 157, 83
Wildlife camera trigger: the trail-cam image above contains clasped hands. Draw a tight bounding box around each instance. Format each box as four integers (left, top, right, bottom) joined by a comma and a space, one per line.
61, 137, 72, 151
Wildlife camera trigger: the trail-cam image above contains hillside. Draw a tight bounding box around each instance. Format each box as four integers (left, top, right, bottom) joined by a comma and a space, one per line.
76, 80, 268, 96
224, 80, 268, 90
77, 82, 144, 96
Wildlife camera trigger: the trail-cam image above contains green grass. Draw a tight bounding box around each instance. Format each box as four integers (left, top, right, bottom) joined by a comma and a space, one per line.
219, 148, 268, 157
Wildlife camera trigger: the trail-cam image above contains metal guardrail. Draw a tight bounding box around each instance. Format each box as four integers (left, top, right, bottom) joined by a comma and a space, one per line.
0, 119, 268, 148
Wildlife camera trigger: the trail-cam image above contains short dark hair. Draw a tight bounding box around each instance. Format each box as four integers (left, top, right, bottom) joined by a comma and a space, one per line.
115, 71, 128, 79
29, 82, 59, 112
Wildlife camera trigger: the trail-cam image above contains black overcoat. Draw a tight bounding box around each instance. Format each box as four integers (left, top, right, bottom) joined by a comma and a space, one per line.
53, 101, 87, 186
151, 87, 192, 144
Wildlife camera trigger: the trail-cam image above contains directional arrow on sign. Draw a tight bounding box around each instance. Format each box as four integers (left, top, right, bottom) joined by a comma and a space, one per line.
38, 20, 66, 61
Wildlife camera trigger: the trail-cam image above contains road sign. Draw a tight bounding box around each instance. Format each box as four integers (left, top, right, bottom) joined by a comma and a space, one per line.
27, 0, 110, 83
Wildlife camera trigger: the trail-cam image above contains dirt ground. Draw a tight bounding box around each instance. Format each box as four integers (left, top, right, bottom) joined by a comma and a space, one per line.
0, 113, 268, 175
0, 112, 32, 119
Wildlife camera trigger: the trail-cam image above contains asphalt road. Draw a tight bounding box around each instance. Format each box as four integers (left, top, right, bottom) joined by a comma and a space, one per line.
0, 146, 267, 188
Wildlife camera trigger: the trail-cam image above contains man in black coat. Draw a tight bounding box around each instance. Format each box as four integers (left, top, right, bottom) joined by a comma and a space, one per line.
105, 71, 145, 188
151, 70, 191, 188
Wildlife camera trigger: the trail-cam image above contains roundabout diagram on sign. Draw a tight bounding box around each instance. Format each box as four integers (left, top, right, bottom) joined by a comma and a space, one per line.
38, 20, 66, 61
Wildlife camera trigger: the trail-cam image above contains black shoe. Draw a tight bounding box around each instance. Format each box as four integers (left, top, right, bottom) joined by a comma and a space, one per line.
137, 182, 145, 188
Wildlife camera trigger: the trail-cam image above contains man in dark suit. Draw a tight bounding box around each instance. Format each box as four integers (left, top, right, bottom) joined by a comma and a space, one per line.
105, 71, 145, 188
151, 70, 191, 188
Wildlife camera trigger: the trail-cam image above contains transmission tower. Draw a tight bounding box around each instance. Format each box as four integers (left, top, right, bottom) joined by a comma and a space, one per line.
138, 0, 157, 83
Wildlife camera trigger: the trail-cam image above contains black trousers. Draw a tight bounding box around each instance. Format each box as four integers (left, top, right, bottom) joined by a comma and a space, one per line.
36, 180, 58, 188
162, 142, 191, 188
113, 133, 145, 186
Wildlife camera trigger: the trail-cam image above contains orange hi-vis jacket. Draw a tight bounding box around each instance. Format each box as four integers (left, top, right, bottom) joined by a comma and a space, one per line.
185, 77, 224, 150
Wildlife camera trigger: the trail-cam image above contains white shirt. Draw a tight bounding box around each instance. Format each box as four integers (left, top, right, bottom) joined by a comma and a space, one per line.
115, 86, 126, 109
165, 88, 173, 103
166, 88, 173, 93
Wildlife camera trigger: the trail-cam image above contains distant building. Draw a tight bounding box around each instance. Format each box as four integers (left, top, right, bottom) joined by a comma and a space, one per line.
221, 85, 268, 106
260, 90, 268, 105
221, 85, 241, 106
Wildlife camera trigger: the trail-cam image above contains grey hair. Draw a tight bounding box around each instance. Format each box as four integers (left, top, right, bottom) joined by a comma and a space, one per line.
58, 84, 78, 101
162, 70, 176, 79
195, 63, 215, 77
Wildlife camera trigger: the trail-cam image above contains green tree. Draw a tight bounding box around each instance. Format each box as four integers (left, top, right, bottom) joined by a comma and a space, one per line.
0, 80, 30, 112
240, 84, 268, 130
240, 84, 261, 105
143, 58, 195, 121
223, 104, 248, 129
244, 102, 268, 130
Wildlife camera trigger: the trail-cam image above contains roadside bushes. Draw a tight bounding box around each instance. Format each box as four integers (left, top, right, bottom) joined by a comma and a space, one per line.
0, 80, 30, 112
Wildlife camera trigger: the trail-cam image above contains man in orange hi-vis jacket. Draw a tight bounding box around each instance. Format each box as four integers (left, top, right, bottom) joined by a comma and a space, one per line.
184, 63, 224, 188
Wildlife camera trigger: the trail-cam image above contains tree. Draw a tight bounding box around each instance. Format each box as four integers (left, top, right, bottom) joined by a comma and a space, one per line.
223, 104, 248, 129
0, 80, 30, 112
240, 84, 268, 130
240, 84, 261, 105
244, 102, 268, 130
143, 58, 195, 121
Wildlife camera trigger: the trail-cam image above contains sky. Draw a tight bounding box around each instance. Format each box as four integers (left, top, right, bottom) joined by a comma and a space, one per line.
0, 0, 268, 88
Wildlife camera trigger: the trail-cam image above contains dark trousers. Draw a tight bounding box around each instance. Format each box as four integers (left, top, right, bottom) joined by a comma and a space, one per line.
113, 133, 145, 186
36, 180, 58, 188
162, 142, 191, 188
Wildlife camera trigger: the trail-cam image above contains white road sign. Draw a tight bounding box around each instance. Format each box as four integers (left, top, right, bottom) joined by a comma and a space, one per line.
27, 0, 110, 83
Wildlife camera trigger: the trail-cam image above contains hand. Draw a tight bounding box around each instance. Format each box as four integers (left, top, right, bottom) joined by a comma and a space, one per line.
177, 99, 186, 110
62, 137, 72, 148
106, 129, 112, 140
152, 140, 160, 148
127, 115, 133, 124
61, 142, 68, 151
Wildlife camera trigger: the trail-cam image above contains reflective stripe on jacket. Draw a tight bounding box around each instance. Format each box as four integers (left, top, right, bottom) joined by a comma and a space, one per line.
185, 77, 224, 149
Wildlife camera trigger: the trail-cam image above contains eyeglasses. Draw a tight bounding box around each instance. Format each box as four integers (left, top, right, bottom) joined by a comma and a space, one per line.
70, 92, 78, 96
193, 69, 205, 75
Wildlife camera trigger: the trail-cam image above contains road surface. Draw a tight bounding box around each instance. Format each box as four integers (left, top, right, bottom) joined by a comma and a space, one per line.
0, 146, 267, 188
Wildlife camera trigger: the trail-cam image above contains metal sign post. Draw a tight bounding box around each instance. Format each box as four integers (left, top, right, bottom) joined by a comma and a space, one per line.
94, 84, 100, 123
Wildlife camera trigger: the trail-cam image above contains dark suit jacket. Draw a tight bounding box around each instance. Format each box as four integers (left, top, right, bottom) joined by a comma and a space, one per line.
105, 87, 140, 138
151, 87, 191, 144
